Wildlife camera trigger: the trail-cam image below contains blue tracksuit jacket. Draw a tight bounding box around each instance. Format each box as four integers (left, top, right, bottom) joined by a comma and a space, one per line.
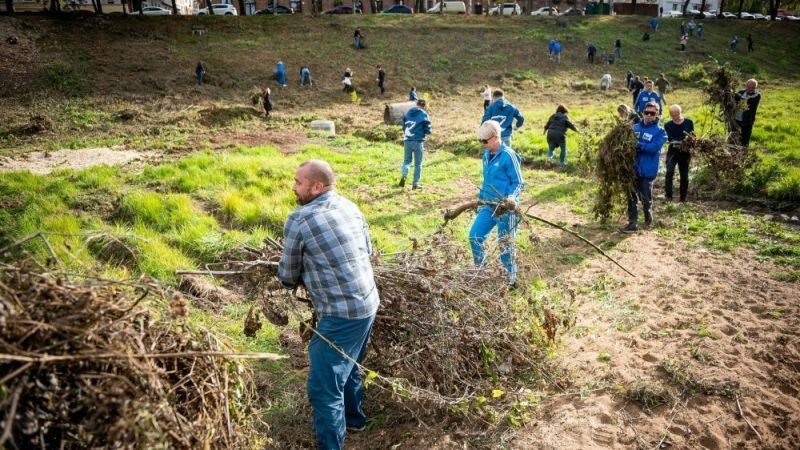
632, 120, 667, 179
481, 99, 524, 138
635, 90, 662, 113
403, 107, 431, 141
479, 144, 524, 202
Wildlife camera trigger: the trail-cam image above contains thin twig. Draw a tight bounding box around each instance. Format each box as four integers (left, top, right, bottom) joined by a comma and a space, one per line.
0, 351, 288, 363
736, 394, 762, 441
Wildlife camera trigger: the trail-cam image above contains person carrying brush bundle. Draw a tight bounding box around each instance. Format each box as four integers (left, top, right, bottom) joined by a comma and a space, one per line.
469, 120, 525, 288
664, 104, 695, 202
278, 160, 379, 450
622, 101, 667, 234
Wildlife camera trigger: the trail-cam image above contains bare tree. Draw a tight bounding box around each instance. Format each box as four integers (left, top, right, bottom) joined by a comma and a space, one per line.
682, 0, 691, 14
237, 0, 245, 14
172, 0, 179, 14
525, 0, 532, 14
769, 0, 781, 19
700, 0, 706, 12
717, 0, 725, 16
92, 0, 104, 14
737, 0, 744, 17
4, 0, 13, 14
207, 0, 215, 14
49, 0, 61, 13
631, 0, 637, 13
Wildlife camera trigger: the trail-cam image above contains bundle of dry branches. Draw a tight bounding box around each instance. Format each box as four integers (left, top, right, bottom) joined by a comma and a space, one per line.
0, 259, 261, 449
703, 65, 741, 140
680, 135, 755, 180
593, 120, 638, 222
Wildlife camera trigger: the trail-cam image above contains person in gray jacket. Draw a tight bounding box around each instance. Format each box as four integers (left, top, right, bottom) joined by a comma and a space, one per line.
544, 105, 580, 168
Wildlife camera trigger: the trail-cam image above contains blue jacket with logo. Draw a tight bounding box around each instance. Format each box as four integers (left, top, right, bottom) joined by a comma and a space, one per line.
481, 98, 524, 138
479, 144, 524, 202
632, 121, 667, 179
635, 90, 662, 113
403, 107, 431, 141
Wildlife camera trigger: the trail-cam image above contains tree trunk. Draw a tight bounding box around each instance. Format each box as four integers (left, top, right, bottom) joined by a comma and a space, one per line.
237, 0, 245, 15
273, 0, 277, 14
4, 0, 13, 14
172, 0, 178, 14
769, 0, 780, 19
717, 0, 724, 16
700, 0, 706, 12
631, 0, 637, 14
208, 0, 215, 14
682, 0, 690, 13
524, 0, 531, 14
123, 0, 128, 14
94, 0, 104, 14
50, 0, 61, 13
737, 0, 743, 17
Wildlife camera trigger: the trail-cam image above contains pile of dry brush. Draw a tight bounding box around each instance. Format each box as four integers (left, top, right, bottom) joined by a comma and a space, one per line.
236, 230, 573, 423
0, 259, 261, 449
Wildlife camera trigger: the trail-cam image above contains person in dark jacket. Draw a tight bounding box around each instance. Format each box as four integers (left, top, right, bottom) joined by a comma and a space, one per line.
262, 87, 273, 118
747, 33, 754, 52
734, 79, 761, 147
615, 38, 622, 59
587, 43, 597, 64
376, 65, 385, 95
195, 62, 206, 86
399, 99, 432, 190
300, 66, 313, 86
544, 105, 580, 168
408, 86, 417, 101
629, 76, 645, 107
663, 104, 694, 202
353, 28, 363, 49
625, 70, 634, 90
622, 101, 667, 233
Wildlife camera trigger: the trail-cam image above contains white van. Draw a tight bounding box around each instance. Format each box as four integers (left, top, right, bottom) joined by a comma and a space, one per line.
427, 1, 467, 13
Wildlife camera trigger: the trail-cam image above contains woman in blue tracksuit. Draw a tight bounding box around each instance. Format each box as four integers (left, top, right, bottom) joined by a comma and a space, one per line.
469, 120, 525, 287
623, 101, 667, 233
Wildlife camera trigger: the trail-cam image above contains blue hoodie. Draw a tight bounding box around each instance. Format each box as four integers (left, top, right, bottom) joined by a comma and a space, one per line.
479, 144, 524, 202
552, 41, 562, 54
632, 120, 667, 179
403, 107, 431, 142
635, 90, 662, 113
481, 98, 524, 138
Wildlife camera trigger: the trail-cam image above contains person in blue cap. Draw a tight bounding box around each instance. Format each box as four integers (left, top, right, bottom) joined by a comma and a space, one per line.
481, 89, 524, 147
469, 120, 525, 288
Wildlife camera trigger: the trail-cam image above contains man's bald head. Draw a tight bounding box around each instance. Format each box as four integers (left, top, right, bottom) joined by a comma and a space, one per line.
299, 159, 336, 187
293, 160, 335, 205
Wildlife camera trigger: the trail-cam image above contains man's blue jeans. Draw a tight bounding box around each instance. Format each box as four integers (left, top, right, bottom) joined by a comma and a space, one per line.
308, 314, 375, 450
547, 139, 567, 167
501, 135, 512, 147
402, 140, 424, 187
196, 73, 204, 86
469, 205, 518, 284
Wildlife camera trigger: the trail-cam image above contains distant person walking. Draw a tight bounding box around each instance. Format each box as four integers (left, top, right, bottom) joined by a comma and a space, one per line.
552, 40, 562, 63
376, 65, 386, 95
626, 70, 634, 90
630, 75, 645, 106
697, 23, 704, 40
664, 104, 694, 202
734, 79, 761, 147
481, 89, 524, 147
353, 28, 363, 49
679, 34, 688, 51
600, 73, 612, 91
262, 87, 273, 118
747, 34, 754, 52
655, 73, 671, 104
342, 68, 354, 93
731, 35, 739, 52
408, 86, 417, 101
544, 104, 580, 168
650, 17, 659, 32
276, 61, 287, 87
399, 99, 432, 190
679, 22, 686, 37
300, 66, 313, 86
587, 43, 597, 64
548, 38, 556, 58
195, 61, 206, 86
481, 84, 492, 110
687, 19, 696, 37
615, 38, 622, 59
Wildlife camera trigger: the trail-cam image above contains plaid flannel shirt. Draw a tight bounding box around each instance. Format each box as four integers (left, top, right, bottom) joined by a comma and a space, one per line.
278, 190, 380, 320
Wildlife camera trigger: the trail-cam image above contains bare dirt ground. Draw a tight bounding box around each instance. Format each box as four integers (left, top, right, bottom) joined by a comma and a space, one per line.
509, 204, 799, 450
0, 147, 148, 174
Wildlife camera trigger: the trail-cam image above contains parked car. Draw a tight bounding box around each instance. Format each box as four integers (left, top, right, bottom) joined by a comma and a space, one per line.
427, 1, 467, 13
559, 7, 583, 16
739, 12, 755, 19
664, 10, 683, 17
785, 15, 800, 21
382, 4, 413, 13
701, 10, 717, 18
195, 4, 237, 14
530, 6, 558, 15
685, 8, 701, 16
720, 11, 736, 18
256, 5, 294, 13
752, 13, 766, 19
137, 6, 172, 14
489, 2, 521, 15
322, 4, 361, 13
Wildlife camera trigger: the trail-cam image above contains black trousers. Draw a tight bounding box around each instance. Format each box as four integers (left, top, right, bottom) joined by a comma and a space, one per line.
378, 81, 385, 94
736, 120, 754, 147
588, 53, 594, 63
665, 146, 690, 201
628, 177, 654, 225
483, 100, 490, 110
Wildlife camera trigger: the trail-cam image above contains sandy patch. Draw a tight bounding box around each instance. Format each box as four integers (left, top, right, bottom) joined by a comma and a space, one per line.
0, 147, 146, 175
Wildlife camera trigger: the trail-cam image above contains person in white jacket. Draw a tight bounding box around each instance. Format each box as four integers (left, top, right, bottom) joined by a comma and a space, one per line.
481, 85, 492, 110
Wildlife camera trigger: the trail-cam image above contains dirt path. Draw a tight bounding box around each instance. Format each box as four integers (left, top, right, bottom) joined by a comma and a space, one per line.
512, 206, 799, 449
0, 147, 147, 174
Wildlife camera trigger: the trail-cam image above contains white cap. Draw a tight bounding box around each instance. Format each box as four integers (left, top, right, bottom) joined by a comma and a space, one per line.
477, 120, 502, 141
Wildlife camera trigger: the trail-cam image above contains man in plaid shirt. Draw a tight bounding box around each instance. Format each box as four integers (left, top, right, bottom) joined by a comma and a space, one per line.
278, 159, 379, 450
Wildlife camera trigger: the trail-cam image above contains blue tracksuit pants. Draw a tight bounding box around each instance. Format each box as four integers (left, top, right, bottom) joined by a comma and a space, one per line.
469, 205, 518, 284
402, 140, 424, 187
307, 314, 375, 450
